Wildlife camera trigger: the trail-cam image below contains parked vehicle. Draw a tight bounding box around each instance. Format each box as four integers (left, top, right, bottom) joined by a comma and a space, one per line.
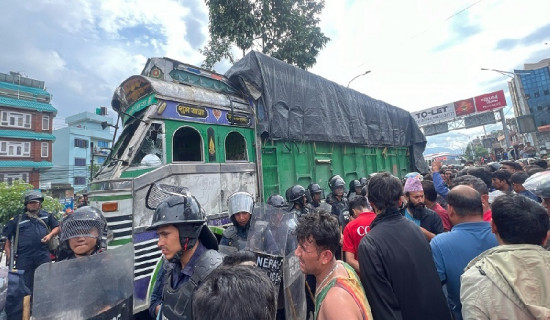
89, 52, 428, 314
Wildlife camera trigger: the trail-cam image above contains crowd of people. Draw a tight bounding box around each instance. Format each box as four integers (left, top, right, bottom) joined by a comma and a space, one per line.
2, 157, 549, 320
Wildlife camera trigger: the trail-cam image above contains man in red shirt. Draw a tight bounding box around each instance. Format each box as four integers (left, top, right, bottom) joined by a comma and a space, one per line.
342, 196, 376, 274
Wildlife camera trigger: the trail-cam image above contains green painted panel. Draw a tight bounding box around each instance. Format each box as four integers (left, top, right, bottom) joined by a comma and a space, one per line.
261, 140, 411, 199
108, 238, 132, 246
121, 168, 155, 178
163, 119, 255, 164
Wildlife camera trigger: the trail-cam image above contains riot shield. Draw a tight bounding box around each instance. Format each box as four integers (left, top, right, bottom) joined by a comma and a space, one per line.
281, 212, 306, 320
247, 205, 286, 287
32, 243, 134, 320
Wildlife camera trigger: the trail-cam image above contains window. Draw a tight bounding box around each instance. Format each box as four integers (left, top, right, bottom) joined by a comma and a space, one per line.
173, 127, 202, 162
74, 176, 87, 185
42, 115, 49, 130
544, 90, 549, 96
0, 111, 31, 128
0, 173, 28, 184
96, 156, 105, 164
0, 141, 31, 157
41, 142, 48, 157
74, 138, 88, 148
75, 158, 86, 166
97, 140, 109, 148
225, 132, 248, 161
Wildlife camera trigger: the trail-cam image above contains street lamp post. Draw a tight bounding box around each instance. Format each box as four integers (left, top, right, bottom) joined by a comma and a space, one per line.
347, 70, 371, 88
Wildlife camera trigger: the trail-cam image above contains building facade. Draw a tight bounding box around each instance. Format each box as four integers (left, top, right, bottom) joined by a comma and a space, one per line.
508, 58, 550, 154
0, 72, 56, 188
48, 110, 114, 192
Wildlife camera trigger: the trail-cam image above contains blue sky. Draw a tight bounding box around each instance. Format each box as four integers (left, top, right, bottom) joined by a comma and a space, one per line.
0, 0, 548, 152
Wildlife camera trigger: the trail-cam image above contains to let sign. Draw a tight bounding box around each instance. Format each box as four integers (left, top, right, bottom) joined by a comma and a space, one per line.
475, 90, 506, 112
412, 103, 456, 127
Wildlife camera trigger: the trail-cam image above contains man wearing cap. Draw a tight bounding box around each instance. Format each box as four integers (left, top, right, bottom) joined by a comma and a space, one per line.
148, 194, 222, 320
402, 177, 444, 241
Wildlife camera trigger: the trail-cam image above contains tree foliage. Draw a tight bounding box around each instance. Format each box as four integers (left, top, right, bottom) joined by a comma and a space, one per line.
0, 180, 63, 225
201, 0, 330, 70
464, 144, 489, 161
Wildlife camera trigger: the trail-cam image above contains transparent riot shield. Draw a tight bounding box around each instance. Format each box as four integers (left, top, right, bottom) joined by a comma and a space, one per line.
32, 244, 134, 320
281, 212, 306, 320
247, 205, 286, 287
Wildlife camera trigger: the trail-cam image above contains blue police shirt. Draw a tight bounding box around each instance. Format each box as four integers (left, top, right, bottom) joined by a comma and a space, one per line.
1, 210, 59, 257
430, 221, 498, 320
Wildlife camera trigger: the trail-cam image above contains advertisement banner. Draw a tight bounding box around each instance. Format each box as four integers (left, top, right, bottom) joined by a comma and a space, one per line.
412, 103, 456, 126
454, 98, 475, 117
474, 90, 506, 112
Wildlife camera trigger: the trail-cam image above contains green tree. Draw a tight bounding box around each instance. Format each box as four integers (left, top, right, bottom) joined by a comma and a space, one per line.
0, 180, 63, 224
201, 0, 330, 70
465, 143, 489, 161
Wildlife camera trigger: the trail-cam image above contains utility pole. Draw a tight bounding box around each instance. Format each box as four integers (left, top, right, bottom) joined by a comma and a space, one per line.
90, 142, 94, 182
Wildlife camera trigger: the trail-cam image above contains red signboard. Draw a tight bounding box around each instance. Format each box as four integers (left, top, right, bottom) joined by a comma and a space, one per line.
474, 90, 506, 112
454, 98, 475, 117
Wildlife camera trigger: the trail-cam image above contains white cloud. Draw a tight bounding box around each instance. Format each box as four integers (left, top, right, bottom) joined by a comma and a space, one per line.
1, 0, 548, 140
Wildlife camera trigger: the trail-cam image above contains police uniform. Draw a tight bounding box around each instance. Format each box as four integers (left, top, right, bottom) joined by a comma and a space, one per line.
2, 210, 58, 292
220, 224, 249, 250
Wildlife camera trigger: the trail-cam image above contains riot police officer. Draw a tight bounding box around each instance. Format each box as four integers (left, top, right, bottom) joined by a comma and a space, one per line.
220, 192, 254, 251
2, 191, 60, 292
148, 194, 222, 320
306, 183, 323, 208
347, 179, 362, 199
60, 206, 106, 260
326, 175, 349, 222
287, 185, 309, 216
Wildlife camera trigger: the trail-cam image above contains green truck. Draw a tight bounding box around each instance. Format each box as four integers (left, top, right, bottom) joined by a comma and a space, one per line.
88, 51, 427, 314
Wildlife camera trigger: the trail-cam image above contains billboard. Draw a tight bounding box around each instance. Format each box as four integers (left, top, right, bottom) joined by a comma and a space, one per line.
412, 103, 455, 126
412, 90, 506, 127
516, 115, 537, 133
454, 98, 475, 117
474, 90, 506, 112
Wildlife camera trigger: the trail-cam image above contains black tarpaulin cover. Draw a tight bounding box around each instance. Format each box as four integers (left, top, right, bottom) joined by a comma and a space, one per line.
225, 51, 428, 173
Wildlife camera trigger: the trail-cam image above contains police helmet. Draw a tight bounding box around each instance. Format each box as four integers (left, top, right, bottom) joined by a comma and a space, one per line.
285, 187, 293, 203
288, 185, 306, 202
24, 190, 44, 205
359, 177, 368, 187
307, 183, 323, 195
147, 195, 205, 230
267, 194, 287, 208
328, 175, 345, 191
61, 206, 105, 242
349, 179, 361, 191
227, 192, 254, 218
147, 195, 218, 250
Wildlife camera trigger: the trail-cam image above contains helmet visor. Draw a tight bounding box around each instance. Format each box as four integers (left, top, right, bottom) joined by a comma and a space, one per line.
228, 193, 254, 216
61, 219, 104, 242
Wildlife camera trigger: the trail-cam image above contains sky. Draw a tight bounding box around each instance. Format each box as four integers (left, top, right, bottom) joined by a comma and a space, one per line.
1, 0, 549, 154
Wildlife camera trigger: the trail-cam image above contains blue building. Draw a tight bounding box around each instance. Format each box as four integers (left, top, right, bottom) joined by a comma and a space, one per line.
0, 72, 56, 188
509, 58, 550, 154
49, 110, 114, 191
